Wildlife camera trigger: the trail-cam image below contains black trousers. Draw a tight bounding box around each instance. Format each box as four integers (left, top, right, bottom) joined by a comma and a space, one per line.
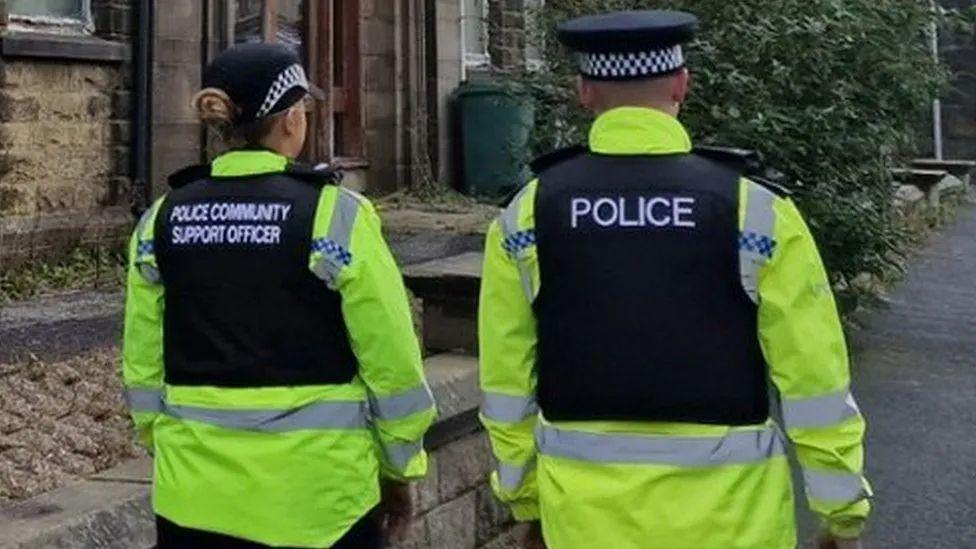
155, 509, 383, 549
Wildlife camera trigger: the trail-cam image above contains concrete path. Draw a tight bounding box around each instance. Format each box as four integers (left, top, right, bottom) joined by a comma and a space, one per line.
832, 199, 976, 547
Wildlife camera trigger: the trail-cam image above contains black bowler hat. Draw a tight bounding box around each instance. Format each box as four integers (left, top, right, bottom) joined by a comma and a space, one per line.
557, 10, 699, 81
202, 42, 326, 125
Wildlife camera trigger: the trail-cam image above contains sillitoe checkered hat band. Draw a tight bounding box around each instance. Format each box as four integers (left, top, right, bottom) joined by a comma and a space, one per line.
579, 45, 684, 79
256, 63, 310, 119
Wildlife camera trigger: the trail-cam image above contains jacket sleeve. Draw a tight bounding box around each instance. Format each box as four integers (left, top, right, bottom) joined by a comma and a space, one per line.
748, 181, 872, 539
121, 198, 167, 450
478, 181, 541, 522
310, 186, 436, 482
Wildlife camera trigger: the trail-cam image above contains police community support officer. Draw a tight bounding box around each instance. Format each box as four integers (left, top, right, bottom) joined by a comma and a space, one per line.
122, 43, 435, 548
479, 11, 871, 549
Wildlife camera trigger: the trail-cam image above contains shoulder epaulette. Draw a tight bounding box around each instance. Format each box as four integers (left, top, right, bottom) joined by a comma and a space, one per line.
693, 146, 792, 197
168, 164, 210, 189
692, 146, 764, 176
285, 162, 342, 187
530, 144, 588, 176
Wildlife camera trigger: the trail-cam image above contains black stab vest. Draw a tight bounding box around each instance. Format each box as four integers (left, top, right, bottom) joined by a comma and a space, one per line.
154, 170, 358, 388
533, 152, 769, 425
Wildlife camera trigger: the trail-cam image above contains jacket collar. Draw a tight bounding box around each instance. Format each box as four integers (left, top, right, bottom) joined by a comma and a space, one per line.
588, 107, 692, 156
211, 149, 290, 178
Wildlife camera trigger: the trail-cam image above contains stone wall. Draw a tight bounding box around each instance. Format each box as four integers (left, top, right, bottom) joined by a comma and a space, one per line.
487, 0, 526, 73
150, 2, 205, 200
393, 433, 517, 548
0, 2, 134, 268
940, 0, 976, 159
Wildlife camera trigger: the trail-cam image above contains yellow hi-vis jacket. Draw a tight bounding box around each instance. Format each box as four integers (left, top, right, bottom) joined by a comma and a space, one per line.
122, 150, 435, 547
479, 108, 871, 549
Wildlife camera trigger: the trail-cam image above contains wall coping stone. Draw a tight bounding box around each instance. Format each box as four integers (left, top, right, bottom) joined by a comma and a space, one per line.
1, 31, 130, 63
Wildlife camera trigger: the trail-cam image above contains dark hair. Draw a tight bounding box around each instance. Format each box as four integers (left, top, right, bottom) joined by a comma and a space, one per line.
192, 87, 277, 147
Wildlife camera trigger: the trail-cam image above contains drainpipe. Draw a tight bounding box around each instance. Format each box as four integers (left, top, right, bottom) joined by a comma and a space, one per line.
459, 0, 467, 82
132, 0, 154, 216
931, 1, 943, 160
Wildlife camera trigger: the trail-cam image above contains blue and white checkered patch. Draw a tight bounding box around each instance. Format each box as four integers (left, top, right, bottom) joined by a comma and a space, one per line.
136, 240, 154, 258
739, 231, 777, 259
503, 230, 536, 259
311, 238, 353, 266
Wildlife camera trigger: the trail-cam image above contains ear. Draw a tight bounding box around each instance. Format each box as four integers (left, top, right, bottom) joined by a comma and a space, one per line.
577, 76, 596, 111
672, 68, 691, 105
282, 105, 301, 136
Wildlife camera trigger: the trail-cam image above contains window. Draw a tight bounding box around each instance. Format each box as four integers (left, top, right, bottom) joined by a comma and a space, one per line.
7, 0, 91, 30
211, 0, 365, 165
462, 0, 489, 69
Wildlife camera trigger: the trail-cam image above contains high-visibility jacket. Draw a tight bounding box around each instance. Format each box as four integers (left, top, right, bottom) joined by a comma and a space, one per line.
122, 150, 435, 548
479, 107, 871, 549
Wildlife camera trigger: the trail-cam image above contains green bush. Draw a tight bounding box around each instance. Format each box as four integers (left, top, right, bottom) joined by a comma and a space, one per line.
518, 0, 969, 307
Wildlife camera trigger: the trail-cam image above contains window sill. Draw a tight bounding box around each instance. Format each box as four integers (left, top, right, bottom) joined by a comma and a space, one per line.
333, 157, 369, 170
1, 31, 130, 63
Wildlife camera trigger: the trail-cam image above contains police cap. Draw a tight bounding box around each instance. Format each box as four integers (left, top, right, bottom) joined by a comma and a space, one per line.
557, 10, 698, 81
203, 42, 326, 125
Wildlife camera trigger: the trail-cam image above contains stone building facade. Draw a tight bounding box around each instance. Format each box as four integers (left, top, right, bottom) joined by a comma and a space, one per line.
940, 0, 976, 159
0, 0, 536, 268
0, 0, 135, 266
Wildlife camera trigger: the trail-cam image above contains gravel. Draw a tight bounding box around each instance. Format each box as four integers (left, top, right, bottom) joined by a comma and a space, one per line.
0, 347, 141, 505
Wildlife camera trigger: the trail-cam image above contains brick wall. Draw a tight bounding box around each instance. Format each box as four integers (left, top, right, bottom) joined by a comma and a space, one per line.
0, 1, 135, 268
940, 0, 976, 159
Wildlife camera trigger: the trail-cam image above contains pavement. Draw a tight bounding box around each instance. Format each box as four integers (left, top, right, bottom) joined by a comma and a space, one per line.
829, 198, 976, 548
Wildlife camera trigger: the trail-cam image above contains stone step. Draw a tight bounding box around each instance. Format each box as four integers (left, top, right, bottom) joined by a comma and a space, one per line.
403, 252, 484, 355
0, 353, 482, 549
911, 158, 976, 185
891, 168, 950, 191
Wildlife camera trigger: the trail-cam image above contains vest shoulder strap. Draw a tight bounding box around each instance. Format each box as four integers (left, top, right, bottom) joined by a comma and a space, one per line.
530, 145, 588, 176
168, 164, 210, 189
284, 162, 342, 188
692, 146, 791, 197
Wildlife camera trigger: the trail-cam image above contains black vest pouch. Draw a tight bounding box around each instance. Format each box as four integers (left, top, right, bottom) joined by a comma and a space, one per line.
534, 153, 769, 426
154, 171, 358, 388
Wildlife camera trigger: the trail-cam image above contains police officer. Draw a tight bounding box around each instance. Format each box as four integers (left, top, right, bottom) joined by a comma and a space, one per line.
478, 11, 870, 549
122, 43, 435, 548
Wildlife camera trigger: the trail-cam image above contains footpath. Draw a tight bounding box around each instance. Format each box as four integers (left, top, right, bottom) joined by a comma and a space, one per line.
832, 199, 976, 548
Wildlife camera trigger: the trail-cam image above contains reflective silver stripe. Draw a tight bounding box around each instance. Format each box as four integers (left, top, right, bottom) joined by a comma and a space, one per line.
481, 392, 538, 423
369, 386, 435, 421
385, 440, 424, 471
312, 189, 361, 287
125, 388, 164, 414
499, 187, 535, 301
537, 424, 785, 466
782, 389, 861, 430
328, 190, 360, 252
740, 182, 777, 303
138, 263, 162, 284
165, 401, 368, 432
498, 460, 532, 491
803, 470, 868, 503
